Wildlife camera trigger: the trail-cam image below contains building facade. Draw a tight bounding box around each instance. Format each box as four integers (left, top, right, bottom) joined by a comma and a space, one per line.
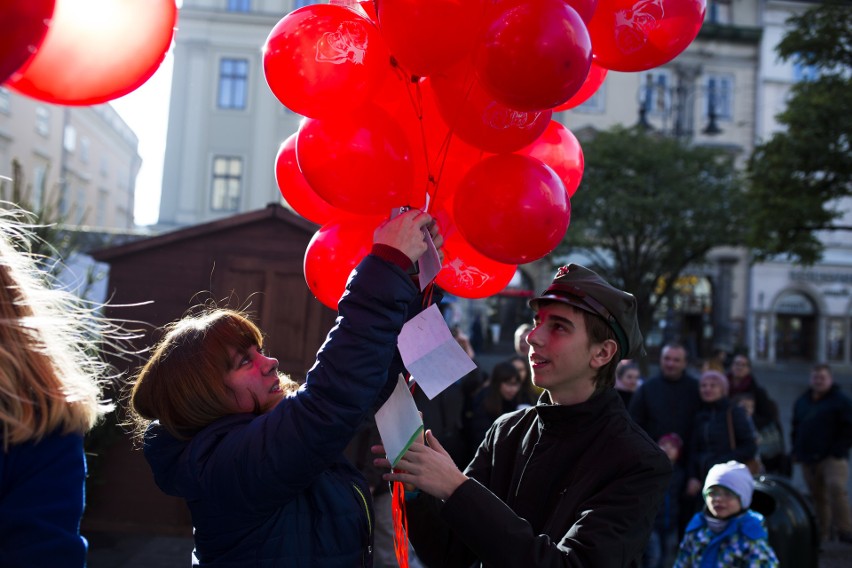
0, 87, 141, 230
157, 0, 307, 228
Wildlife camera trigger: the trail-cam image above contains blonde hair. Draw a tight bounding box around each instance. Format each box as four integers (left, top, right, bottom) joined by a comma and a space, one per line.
0, 209, 115, 449
130, 308, 299, 441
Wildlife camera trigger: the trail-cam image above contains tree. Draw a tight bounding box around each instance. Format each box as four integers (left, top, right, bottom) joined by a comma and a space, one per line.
558, 126, 747, 342
746, 2, 852, 264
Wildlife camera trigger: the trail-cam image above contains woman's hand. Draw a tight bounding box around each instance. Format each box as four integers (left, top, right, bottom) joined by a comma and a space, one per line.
372, 430, 467, 501
373, 209, 443, 265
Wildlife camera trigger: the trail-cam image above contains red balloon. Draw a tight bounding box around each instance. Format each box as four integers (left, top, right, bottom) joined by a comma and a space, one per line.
516, 121, 584, 197
454, 154, 570, 264
553, 60, 608, 111
475, 0, 593, 111
296, 105, 416, 215
377, 0, 487, 77
263, 3, 391, 118
275, 134, 340, 225
588, 0, 706, 72
430, 70, 552, 154
0, 0, 55, 85
303, 217, 379, 310
7, 0, 177, 105
432, 200, 517, 299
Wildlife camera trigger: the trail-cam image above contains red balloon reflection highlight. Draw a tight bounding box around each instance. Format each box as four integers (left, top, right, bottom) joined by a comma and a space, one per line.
516, 121, 584, 197
377, 0, 487, 77
454, 154, 571, 264
0, 0, 55, 85
263, 3, 391, 118
475, 0, 592, 111
588, 0, 706, 72
296, 105, 416, 216
7, 0, 177, 105
275, 134, 340, 226
304, 217, 379, 310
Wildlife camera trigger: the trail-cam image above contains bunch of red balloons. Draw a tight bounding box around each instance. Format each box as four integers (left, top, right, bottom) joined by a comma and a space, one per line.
264, 0, 706, 309
0, 0, 177, 106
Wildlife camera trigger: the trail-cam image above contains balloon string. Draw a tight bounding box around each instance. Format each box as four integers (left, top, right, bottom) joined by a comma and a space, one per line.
422, 282, 435, 308
391, 480, 410, 568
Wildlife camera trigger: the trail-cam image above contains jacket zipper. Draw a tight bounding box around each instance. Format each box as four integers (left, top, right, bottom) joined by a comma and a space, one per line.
352, 482, 372, 544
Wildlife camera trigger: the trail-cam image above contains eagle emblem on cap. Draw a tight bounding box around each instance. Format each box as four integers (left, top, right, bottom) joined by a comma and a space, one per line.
555, 266, 572, 279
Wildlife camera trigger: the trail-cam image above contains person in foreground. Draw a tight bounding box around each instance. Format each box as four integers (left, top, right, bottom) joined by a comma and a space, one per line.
673, 461, 778, 567
375, 264, 672, 567
0, 208, 117, 567
129, 209, 442, 567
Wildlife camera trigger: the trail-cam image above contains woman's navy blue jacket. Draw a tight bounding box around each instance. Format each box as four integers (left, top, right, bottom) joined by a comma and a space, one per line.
143, 255, 419, 567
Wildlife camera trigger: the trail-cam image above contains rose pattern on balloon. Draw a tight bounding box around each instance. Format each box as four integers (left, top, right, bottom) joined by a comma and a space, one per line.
483, 104, 546, 132
316, 21, 368, 65
447, 258, 492, 290
614, 0, 665, 54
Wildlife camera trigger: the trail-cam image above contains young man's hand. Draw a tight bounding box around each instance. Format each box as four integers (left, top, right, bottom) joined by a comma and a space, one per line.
373, 209, 443, 265
372, 430, 468, 501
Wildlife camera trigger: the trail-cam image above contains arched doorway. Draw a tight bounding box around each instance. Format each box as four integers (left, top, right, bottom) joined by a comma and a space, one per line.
774, 291, 817, 361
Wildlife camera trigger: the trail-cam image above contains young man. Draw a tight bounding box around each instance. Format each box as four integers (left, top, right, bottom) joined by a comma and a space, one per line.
377, 264, 672, 567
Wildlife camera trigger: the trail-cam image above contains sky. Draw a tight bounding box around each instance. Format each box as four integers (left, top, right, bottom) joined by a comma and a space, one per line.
110, 53, 174, 227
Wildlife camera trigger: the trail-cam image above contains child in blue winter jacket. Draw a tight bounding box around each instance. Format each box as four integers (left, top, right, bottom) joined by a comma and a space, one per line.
674, 460, 778, 567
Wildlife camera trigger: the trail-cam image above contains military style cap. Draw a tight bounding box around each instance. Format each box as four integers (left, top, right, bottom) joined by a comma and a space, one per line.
529, 264, 645, 359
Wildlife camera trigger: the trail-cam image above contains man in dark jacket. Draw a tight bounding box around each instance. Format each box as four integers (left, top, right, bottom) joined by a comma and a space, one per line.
628, 343, 701, 454
792, 363, 852, 544
628, 342, 701, 537
377, 264, 672, 567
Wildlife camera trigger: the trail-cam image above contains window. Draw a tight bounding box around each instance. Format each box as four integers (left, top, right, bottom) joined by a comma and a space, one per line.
32, 164, 47, 207
96, 188, 108, 227
80, 137, 90, 163
707, 0, 732, 25
293, 0, 317, 8
704, 74, 733, 121
63, 125, 76, 152
227, 0, 251, 11
35, 106, 51, 136
638, 71, 672, 117
828, 318, 846, 362
218, 58, 248, 110
755, 315, 769, 360
0, 87, 10, 114
211, 156, 243, 211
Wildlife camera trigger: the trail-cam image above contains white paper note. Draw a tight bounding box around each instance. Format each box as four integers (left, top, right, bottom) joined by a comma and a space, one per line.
417, 230, 441, 291
397, 304, 477, 399
375, 374, 424, 468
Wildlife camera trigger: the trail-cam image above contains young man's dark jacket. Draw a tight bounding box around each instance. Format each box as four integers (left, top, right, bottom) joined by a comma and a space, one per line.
406, 388, 672, 567
792, 383, 852, 463
143, 253, 423, 567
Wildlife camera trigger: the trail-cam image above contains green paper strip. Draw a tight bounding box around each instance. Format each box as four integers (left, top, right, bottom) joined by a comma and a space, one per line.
389, 424, 424, 468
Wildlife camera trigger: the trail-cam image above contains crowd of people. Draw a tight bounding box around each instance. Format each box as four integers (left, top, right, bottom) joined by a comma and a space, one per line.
3, 203, 852, 567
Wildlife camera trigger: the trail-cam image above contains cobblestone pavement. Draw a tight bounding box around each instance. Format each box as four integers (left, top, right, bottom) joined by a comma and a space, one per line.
86, 360, 852, 567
